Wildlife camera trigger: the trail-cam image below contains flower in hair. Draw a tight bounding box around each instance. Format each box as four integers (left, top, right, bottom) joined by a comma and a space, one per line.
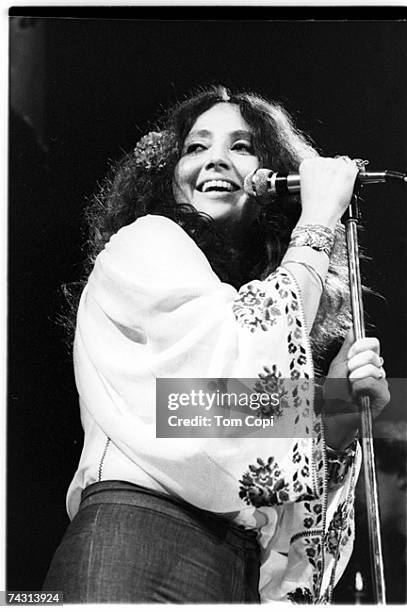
133, 130, 175, 170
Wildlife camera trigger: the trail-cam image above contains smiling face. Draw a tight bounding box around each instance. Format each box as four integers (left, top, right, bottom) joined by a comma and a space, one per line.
172, 103, 260, 230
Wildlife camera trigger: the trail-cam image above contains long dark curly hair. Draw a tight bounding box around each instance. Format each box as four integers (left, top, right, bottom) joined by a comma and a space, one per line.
64, 85, 352, 372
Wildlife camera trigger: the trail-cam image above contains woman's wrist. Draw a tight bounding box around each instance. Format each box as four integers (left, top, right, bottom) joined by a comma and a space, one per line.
297, 213, 338, 232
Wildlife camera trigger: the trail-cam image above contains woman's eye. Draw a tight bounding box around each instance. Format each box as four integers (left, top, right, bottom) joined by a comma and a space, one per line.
232, 141, 254, 154
184, 143, 206, 154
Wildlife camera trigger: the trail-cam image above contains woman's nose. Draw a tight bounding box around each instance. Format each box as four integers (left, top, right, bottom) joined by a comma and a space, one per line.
204, 147, 231, 170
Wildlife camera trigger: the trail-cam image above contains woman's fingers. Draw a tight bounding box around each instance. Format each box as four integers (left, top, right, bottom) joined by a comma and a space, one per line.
299, 156, 360, 228
346, 337, 385, 384
347, 337, 380, 360
348, 363, 385, 381
348, 349, 383, 373
346, 336, 389, 414
325, 335, 390, 418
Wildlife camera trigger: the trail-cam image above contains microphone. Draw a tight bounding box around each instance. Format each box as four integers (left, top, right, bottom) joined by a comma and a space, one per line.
244, 167, 407, 200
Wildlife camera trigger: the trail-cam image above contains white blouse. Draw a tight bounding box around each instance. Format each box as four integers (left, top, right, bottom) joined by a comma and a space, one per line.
67, 214, 360, 603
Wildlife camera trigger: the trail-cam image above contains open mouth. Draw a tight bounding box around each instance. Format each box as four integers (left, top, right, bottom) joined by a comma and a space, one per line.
197, 179, 240, 193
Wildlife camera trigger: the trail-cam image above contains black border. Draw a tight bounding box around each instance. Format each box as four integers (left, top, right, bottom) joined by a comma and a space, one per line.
8, 6, 407, 20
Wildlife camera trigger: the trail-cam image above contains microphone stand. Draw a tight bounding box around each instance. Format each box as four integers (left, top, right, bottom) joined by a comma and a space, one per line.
343, 192, 386, 604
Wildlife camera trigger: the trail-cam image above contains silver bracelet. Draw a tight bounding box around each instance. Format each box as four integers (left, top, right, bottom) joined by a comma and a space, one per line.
289, 224, 335, 257
283, 260, 325, 293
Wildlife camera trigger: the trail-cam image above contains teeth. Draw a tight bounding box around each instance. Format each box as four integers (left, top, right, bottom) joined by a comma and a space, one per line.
201, 180, 236, 193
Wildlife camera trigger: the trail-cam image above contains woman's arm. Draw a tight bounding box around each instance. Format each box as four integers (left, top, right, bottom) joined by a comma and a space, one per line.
281, 157, 390, 449
282, 156, 358, 328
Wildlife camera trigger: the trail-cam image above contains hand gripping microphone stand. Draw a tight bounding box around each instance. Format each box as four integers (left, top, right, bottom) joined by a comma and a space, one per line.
343, 185, 386, 604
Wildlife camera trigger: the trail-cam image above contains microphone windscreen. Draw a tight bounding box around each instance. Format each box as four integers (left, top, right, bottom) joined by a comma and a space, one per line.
243, 168, 272, 197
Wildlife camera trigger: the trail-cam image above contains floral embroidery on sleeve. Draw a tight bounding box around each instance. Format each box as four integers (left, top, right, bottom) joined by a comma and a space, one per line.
286, 534, 332, 604
325, 502, 348, 558
239, 457, 290, 506
302, 500, 324, 530
232, 282, 282, 332
286, 535, 328, 604
324, 498, 354, 561
232, 268, 303, 334
239, 443, 319, 509
253, 365, 286, 418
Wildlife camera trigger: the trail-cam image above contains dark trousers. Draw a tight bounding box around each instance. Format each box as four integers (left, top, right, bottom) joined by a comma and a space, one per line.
43, 480, 261, 603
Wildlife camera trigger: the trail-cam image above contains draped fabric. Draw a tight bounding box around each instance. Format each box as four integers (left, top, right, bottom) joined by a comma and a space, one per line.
68, 214, 360, 602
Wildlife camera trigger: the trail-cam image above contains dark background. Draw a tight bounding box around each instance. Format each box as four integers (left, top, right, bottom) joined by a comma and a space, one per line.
8, 8, 407, 602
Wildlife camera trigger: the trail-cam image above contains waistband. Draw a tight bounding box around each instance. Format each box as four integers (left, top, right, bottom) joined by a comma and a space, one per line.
80, 480, 259, 551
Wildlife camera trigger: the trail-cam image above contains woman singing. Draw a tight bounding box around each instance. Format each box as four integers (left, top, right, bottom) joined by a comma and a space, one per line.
43, 86, 389, 603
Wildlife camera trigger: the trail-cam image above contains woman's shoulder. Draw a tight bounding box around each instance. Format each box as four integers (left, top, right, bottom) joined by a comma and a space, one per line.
102, 214, 216, 284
